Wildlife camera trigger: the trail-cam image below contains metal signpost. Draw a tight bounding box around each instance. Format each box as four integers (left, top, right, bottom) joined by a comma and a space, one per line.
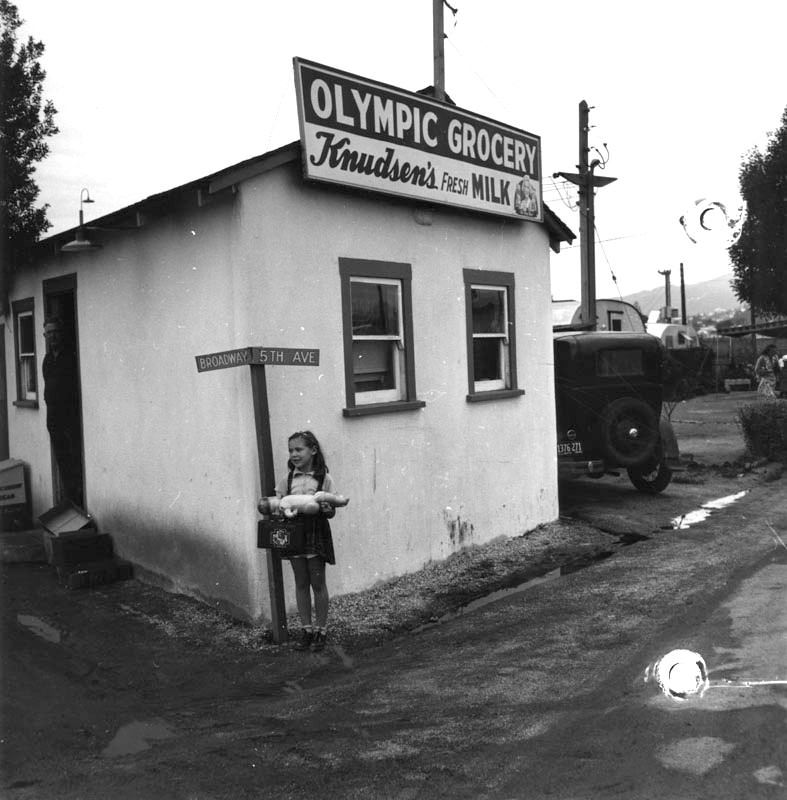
195, 346, 321, 643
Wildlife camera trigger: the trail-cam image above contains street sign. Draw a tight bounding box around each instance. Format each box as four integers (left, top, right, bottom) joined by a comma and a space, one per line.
195, 347, 253, 372
194, 343, 321, 643
253, 347, 320, 366
195, 347, 320, 372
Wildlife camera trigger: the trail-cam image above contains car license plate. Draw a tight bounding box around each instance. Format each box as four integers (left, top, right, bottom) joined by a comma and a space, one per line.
557, 442, 583, 456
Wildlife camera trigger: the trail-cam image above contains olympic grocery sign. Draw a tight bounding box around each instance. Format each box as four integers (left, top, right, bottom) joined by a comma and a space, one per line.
293, 58, 542, 222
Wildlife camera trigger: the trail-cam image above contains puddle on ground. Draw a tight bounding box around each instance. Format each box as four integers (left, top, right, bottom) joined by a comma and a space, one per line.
102, 719, 176, 758
16, 614, 61, 643
670, 491, 748, 529
411, 539, 644, 633
411, 492, 749, 634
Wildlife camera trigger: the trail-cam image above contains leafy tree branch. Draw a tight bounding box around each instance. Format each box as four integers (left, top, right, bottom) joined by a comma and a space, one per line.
0, 0, 58, 314
730, 106, 787, 317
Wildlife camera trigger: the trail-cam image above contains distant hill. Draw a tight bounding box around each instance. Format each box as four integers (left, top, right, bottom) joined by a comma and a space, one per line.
619, 273, 744, 317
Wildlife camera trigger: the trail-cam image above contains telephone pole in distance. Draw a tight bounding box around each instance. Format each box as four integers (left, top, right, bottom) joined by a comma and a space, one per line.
554, 101, 617, 331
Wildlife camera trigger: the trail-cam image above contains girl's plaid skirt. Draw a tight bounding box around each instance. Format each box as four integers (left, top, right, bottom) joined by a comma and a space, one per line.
283, 516, 336, 565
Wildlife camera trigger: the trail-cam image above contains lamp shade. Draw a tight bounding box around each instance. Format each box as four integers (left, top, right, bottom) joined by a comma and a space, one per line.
61, 228, 101, 253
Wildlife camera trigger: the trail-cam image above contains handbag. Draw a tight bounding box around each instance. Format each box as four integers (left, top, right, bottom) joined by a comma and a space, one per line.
257, 516, 315, 554
257, 470, 326, 554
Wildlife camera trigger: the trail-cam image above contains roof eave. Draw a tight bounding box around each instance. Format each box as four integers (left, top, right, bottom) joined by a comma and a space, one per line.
543, 206, 576, 253
30, 140, 575, 256
31, 142, 303, 258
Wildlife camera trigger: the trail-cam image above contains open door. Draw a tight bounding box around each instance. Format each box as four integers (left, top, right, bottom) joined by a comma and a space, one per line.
43, 276, 84, 508
0, 323, 9, 461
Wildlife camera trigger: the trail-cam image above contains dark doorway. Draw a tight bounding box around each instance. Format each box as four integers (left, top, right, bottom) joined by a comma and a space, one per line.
0, 324, 8, 461
43, 276, 84, 508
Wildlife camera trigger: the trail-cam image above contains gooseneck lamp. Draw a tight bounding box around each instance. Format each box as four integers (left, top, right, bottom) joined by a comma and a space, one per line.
61, 188, 101, 253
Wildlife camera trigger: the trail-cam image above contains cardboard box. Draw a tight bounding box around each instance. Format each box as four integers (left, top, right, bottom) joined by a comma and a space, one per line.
0, 459, 27, 507
39, 501, 95, 536
58, 558, 133, 590
0, 459, 31, 531
39, 501, 96, 564
48, 532, 114, 568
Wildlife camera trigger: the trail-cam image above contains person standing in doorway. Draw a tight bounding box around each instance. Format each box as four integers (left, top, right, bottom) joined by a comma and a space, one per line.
42, 316, 82, 504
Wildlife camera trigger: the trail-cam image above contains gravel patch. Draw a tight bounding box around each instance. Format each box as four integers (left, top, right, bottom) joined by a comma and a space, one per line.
295, 518, 615, 649
110, 519, 618, 653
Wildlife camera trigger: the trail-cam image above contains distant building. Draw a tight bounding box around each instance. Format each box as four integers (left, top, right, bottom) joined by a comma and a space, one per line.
646, 310, 699, 350
646, 322, 699, 349
552, 299, 646, 332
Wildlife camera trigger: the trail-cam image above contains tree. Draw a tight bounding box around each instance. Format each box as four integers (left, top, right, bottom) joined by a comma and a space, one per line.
730, 106, 787, 317
715, 307, 755, 330
0, 0, 58, 314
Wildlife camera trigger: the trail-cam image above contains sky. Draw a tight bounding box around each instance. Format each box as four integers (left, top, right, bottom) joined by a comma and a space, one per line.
13, 0, 787, 301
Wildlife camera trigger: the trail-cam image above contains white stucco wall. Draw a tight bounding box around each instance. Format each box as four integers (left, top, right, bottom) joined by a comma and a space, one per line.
5, 159, 559, 621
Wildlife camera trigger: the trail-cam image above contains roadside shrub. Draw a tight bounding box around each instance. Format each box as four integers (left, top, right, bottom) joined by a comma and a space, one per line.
737, 400, 787, 461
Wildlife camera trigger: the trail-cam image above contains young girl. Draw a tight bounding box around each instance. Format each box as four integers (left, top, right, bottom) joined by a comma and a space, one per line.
270, 430, 339, 652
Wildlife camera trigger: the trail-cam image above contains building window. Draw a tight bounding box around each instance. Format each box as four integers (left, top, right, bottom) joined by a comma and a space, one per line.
463, 269, 524, 402
339, 258, 424, 417
12, 298, 38, 405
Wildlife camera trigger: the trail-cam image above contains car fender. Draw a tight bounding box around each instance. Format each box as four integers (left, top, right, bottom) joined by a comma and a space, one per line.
660, 412, 680, 464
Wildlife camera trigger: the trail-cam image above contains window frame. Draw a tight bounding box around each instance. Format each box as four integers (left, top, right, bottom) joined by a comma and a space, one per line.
339, 258, 425, 417
463, 269, 524, 403
12, 298, 38, 407
607, 310, 623, 331
350, 276, 405, 405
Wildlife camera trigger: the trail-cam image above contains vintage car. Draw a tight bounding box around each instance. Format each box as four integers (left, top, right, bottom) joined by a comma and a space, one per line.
554, 330, 679, 493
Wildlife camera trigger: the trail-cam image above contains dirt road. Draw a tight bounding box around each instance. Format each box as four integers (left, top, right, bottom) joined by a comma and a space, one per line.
3, 390, 786, 798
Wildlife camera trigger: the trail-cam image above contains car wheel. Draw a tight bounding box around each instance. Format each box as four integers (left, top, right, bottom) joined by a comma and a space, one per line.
627, 460, 672, 493
599, 397, 659, 468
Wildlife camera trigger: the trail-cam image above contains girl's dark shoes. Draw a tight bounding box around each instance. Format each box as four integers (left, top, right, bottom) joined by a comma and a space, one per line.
293, 629, 313, 651
310, 631, 327, 652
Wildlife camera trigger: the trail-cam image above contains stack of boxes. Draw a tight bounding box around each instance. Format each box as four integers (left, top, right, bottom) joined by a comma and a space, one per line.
39, 502, 133, 589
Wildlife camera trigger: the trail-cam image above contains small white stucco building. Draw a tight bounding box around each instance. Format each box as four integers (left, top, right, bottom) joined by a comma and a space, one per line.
2, 62, 574, 622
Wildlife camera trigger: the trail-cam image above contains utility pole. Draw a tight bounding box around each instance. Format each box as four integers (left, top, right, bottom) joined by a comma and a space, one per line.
659, 269, 672, 322
680, 263, 687, 325
433, 0, 446, 101
554, 101, 616, 330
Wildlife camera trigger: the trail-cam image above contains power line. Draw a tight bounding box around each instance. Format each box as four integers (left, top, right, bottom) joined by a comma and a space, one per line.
593, 223, 623, 300
443, 29, 586, 216
560, 233, 639, 250
444, 35, 511, 117
546, 177, 577, 210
